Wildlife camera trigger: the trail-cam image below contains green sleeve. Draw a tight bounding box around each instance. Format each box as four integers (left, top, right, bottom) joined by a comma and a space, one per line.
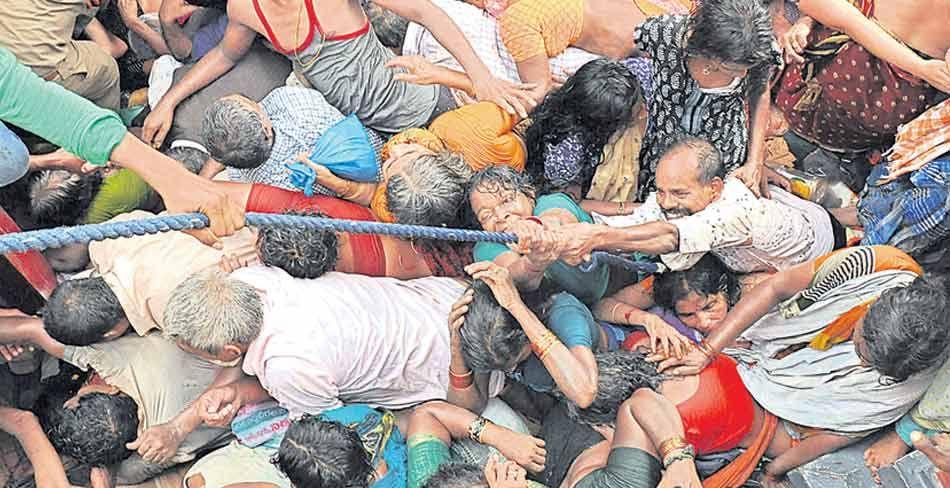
545, 293, 597, 349
84, 170, 154, 224
0, 47, 126, 165
473, 241, 512, 263
534, 193, 593, 223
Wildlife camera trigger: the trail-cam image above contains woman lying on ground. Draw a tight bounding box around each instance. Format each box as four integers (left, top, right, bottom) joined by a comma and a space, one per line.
447, 261, 604, 416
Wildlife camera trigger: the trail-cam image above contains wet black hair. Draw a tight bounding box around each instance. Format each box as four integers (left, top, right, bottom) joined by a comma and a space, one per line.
525, 58, 642, 193
685, 0, 779, 98
44, 277, 126, 346
459, 280, 532, 373
275, 414, 373, 488
653, 254, 741, 312
564, 350, 665, 426
422, 463, 488, 488
862, 277, 950, 382
42, 392, 139, 467
257, 210, 340, 279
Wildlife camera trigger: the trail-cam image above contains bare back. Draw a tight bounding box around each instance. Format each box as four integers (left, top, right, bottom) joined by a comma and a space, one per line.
873, 0, 950, 58
578, 0, 645, 59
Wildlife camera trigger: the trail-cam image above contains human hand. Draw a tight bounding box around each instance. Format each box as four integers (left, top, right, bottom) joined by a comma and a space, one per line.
484, 455, 530, 488
471, 73, 538, 119
142, 101, 175, 149
219, 253, 259, 273
651, 347, 712, 376
387, 55, 446, 86
294, 153, 334, 181
449, 289, 474, 345
126, 422, 185, 464
732, 161, 765, 198
918, 54, 950, 93
64, 384, 121, 410
118, 0, 142, 27
552, 223, 602, 266
640, 314, 694, 360
491, 429, 547, 473
162, 174, 246, 248
195, 384, 241, 428
465, 261, 522, 310
912, 431, 950, 472
779, 20, 812, 65
763, 166, 791, 194
659, 458, 701, 488
592, 424, 615, 444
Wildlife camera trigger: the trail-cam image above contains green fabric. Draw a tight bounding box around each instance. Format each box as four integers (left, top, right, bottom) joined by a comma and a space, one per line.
407, 434, 450, 488
472, 193, 609, 304
84, 169, 155, 224
573, 447, 662, 488
0, 46, 126, 166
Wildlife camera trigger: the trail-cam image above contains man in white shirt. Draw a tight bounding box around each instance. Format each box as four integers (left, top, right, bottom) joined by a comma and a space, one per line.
554, 135, 843, 273
163, 266, 470, 418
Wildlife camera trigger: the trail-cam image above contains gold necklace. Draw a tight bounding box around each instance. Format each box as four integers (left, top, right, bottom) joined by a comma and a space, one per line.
292, 0, 325, 70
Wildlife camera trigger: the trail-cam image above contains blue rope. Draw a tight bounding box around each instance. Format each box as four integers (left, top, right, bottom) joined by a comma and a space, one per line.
0, 212, 658, 274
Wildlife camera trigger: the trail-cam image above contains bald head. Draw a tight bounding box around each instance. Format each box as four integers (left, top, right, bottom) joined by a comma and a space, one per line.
656, 136, 724, 184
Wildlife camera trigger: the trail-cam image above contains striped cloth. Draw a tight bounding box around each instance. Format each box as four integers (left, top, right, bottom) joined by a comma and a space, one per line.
882, 98, 950, 182
859, 155, 950, 256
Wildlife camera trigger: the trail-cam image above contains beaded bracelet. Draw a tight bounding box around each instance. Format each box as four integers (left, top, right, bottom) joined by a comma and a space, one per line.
468, 416, 490, 443
663, 445, 696, 469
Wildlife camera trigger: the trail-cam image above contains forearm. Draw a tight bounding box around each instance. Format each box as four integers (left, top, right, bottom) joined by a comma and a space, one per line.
128, 18, 171, 56
590, 222, 679, 255
581, 200, 637, 217
626, 389, 686, 450
319, 174, 378, 206
0, 408, 71, 488
767, 433, 857, 477
705, 279, 783, 352
593, 299, 653, 326
798, 0, 930, 76
109, 133, 201, 198
508, 303, 597, 407
403, 0, 492, 82
446, 342, 489, 412
745, 90, 770, 166
160, 19, 193, 60
505, 256, 548, 292
158, 46, 237, 108
0, 317, 64, 359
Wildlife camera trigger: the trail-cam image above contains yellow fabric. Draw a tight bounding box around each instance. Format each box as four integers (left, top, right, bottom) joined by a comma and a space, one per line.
498, 0, 584, 62
380, 128, 445, 161
586, 115, 646, 202
633, 0, 693, 16
429, 102, 526, 172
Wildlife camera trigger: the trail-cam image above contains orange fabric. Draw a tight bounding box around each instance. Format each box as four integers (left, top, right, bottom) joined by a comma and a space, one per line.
809, 299, 874, 350
497, 0, 584, 62
380, 128, 445, 161
370, 183, 397, 223
675, 355, 756, 454
811, 245, 922, 276
883, 98, 950, 183
703, 412, 778, 488
633, 0, 692, 16
429, 102, 526, 172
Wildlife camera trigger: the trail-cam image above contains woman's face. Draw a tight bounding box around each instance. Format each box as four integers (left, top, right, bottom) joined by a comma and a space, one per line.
674, 291, 729, 335
469, 183, 535, 233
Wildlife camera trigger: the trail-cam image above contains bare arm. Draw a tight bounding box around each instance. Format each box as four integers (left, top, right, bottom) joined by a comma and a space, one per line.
0, 408, 74, 488
766, 432, 859, 479
513, 55, 553, 103
447, 291, 491, 412
507, 301, 599, 407
558, 222, 679, 266
798, 0, 950, 91
0, 316, 64, 360
159, 0, 198, 60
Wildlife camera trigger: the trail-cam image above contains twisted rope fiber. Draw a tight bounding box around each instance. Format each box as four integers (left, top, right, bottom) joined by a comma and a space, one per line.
0, 213, 657, 274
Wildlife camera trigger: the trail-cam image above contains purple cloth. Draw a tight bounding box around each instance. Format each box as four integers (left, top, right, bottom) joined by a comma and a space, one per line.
621, 57, 654, 102
190, 13, 228, 61
647, 305, 704, 344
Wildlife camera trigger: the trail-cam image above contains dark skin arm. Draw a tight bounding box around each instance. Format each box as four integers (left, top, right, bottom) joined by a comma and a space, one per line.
556, 221, 680, 266
159, 0, 200, 61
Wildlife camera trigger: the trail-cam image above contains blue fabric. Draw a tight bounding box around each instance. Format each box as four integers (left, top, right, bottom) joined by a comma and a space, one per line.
321, 405, 408, 488
509, 292, 600, 393
858, 156, 950, 255
0, 121, 28, 186
190, 13, 228, 61
895, 412, 940, 447
621, 57, 654, 101
308, 114, 380, 182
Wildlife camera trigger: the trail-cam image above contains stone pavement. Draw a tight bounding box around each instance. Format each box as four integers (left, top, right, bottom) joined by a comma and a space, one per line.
789, 436, 946, 488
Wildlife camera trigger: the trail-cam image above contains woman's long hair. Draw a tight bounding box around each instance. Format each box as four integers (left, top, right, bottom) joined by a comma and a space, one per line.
525, 59, 641, 193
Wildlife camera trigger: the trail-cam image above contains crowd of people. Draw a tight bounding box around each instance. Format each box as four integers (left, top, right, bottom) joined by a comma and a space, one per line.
0, 0, 948, 487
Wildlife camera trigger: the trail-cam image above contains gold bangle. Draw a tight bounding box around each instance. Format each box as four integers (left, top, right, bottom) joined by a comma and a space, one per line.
538, 338, 561, 361
658, 435, 690, 460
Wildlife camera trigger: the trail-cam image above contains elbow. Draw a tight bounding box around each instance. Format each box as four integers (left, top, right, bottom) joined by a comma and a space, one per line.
570, 381, 598, 409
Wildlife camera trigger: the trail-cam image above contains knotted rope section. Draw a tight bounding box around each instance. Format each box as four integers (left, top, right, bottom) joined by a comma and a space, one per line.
0, 212, 659, 274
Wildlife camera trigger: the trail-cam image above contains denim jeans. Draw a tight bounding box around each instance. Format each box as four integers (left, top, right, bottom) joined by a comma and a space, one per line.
0, 122, 29, 186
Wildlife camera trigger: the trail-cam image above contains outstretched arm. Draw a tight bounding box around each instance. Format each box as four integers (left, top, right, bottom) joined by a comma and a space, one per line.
375, 0, 536, 116
798, 0, 950, 92
556, 222, 679, 266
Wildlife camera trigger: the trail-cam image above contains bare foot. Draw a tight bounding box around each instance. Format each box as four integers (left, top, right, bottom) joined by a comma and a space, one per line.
865, 430, 911, 482
911, 431, 950, 472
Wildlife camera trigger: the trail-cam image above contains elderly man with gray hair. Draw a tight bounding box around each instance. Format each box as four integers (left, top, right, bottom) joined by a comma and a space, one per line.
163, 265, 467, 417
552, 135, 845, 274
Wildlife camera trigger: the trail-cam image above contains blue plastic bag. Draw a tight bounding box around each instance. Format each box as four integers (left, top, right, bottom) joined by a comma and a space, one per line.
309, 114, 379, 182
